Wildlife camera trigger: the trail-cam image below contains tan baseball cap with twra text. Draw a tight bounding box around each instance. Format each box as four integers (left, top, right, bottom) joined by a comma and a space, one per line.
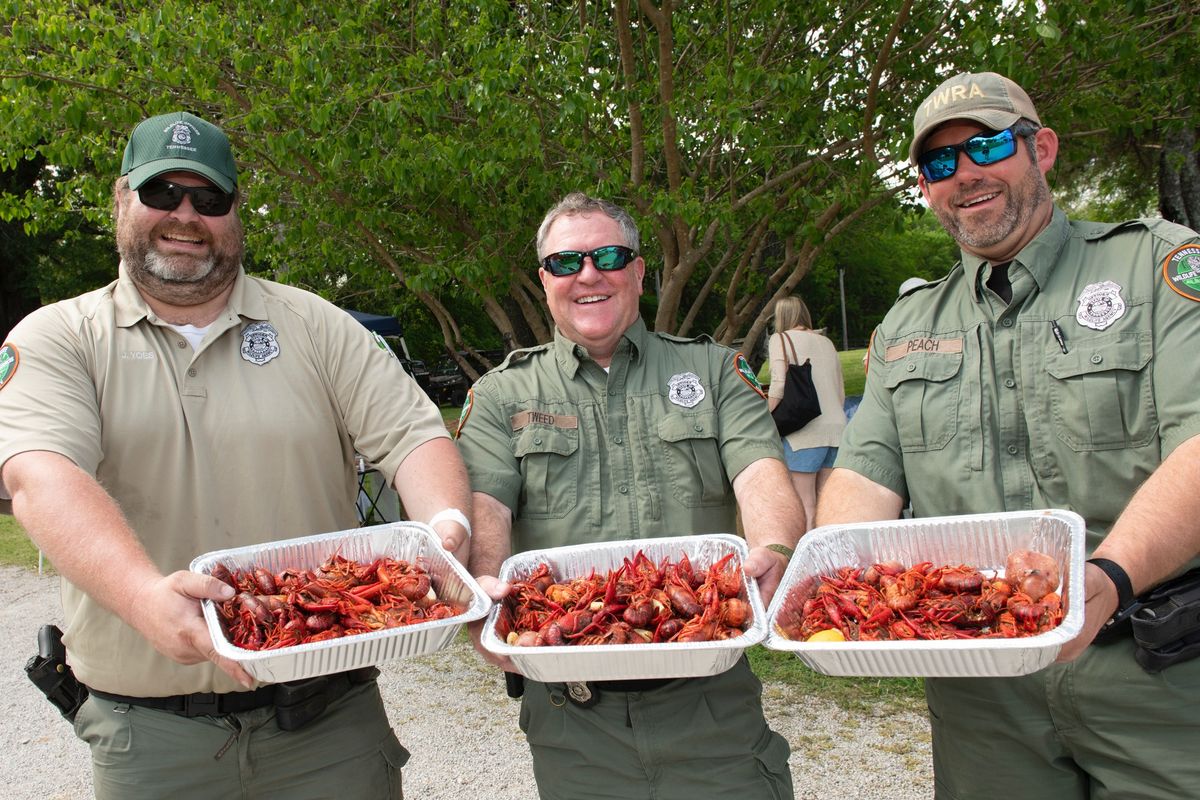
908, 72, 1041, 165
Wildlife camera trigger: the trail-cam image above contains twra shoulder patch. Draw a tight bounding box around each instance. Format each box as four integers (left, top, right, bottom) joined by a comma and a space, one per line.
1163, 244, 1200, 303
734, 352, 766, 398
0, 344, 18, 390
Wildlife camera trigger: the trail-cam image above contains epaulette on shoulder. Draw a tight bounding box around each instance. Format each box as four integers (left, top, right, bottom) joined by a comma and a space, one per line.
656, 331, 715, 345
1078, 217, 1197, 247
896, 274, 948, 300
493, 343, 552, 372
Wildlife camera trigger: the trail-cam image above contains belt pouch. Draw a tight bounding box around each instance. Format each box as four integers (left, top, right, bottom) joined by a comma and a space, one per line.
1131, 567, 1200, 650
274, 675, 332, 732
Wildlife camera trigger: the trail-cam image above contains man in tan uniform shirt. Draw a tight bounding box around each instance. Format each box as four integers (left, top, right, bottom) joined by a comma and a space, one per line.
0, 111, 471, 799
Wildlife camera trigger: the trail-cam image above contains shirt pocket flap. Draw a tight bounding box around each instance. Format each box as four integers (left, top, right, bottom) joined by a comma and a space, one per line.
512, 426, 578, 458
657, 409, 718, 442
882, 353, 963, 389
1045, 331, 1151, 379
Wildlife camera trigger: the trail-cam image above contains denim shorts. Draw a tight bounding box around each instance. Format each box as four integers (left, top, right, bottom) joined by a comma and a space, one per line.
781, 439, 837, 473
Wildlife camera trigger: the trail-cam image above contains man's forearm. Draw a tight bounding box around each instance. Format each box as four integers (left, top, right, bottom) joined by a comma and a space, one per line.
814, 467, 905, 526
4, 450, 161, 620
733, 457, 805, 548
393, 437, 473, 524
468, 491, 513, 578
1091, 433, 1200, 594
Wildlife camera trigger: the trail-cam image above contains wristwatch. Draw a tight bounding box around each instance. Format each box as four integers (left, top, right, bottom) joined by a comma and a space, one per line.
1088, 557, 1138, 637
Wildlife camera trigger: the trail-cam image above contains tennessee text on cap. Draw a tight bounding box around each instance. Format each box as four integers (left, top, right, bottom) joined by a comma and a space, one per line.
908, 72, 1041, 165
121, 111, 238, 192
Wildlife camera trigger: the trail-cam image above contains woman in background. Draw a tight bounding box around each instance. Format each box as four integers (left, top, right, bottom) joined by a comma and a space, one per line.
767, 296, 847, 531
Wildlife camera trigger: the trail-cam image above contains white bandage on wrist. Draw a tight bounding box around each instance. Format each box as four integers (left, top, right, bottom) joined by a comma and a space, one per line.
428, 508, 472, 539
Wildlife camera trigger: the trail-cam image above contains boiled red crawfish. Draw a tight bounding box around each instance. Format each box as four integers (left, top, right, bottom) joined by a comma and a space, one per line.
774, 551, 1063, 642
499, 550, 751, 647
210, 554, 466, 651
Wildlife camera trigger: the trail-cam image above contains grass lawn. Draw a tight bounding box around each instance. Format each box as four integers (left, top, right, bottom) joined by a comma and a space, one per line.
839, 347, 868, 398
0, 512, 42, 572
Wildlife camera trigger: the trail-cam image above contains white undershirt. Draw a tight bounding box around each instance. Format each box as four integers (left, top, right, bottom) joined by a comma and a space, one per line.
166, 322, 211, 350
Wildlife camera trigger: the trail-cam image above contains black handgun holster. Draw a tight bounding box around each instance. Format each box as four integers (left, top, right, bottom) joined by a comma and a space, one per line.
25, 624, 88, 723
1130, 567, 1200, 673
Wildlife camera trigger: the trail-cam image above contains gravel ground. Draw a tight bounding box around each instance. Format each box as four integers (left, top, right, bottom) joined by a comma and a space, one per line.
3, 566, 933, 799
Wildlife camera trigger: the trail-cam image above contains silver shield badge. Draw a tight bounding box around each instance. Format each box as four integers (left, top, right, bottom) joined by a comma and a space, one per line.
667, 372, 705, 408
240, 321, 281, 365
1075, 281, 1126, 331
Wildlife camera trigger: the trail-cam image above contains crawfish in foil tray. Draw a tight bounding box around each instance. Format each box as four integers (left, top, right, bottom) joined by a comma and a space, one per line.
211, 554, 466, 650
777, 549, 1064, 642
499, 550, 752, 646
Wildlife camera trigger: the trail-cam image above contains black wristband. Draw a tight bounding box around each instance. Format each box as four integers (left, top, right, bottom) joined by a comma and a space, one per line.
1087, 557, 1135, 612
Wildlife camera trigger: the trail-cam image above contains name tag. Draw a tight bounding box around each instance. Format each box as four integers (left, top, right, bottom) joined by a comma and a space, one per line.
885, 337, 963, 361
511, 410, 578, 431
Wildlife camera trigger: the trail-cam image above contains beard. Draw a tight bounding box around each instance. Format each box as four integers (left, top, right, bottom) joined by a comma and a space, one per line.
932, 158, 1051, 253
116, 207, 245, 307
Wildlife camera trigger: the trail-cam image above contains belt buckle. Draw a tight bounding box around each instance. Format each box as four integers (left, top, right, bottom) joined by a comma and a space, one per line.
181, 692, 222, 717
565, 681, 599, 708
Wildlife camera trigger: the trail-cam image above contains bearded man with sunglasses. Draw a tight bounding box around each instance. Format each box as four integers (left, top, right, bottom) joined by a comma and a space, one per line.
818, 72, 1200, 798
456, 192, 801, 800
0, 111, 473, 799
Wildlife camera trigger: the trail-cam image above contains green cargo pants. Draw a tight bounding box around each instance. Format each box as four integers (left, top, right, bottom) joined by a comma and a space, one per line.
74, 679, 407, 800
926, 633, 1200, 799
520, 657, 793, 800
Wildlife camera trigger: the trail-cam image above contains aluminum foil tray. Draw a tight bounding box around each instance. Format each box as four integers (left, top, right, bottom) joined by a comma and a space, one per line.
191, 522, 491, 683
763, 510, 1085, 677
482, 534, 766, 682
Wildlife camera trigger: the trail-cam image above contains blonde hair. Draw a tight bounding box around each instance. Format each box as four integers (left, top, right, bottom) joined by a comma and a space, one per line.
773, 296, 813, 333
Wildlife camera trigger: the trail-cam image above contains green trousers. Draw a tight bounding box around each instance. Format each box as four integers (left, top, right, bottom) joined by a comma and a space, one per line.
926, 634, 1200, 799
73, 680, 407, 800
520, 657, 793, 800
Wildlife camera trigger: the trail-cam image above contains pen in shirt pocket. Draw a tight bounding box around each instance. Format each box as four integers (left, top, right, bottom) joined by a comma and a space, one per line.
1050, 320, 1069, 354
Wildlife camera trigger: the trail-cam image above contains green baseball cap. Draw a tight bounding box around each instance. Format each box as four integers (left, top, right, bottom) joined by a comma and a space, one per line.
121, 111, 237, 192
909, 72, 1041, 165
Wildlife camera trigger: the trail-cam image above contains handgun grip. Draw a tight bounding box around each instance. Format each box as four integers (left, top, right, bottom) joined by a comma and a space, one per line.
38, 624, 66, 661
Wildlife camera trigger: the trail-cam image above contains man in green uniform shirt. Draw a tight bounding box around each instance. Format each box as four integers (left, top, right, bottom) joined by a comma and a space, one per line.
818, 71, 1200, 799
0, 111, 472, 799
456, 193, 802, 800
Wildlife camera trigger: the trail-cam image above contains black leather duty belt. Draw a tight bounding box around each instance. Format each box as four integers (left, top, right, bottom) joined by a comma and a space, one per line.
591, 678, 676, 692
86, 666, 378, 719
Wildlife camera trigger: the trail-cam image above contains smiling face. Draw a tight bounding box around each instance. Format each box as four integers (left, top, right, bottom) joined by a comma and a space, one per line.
115, 170, 244, 307
538, 211, 646, 367
918, 121, 1058, 264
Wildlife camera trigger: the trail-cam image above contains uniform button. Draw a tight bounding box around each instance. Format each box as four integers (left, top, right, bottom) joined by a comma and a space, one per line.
1091, 354, 1103, 364
618, 485, 628, 494
1002, 318, 1014, 327
614, 437, 623, 445
907, 363, 916, 372
1007, 444, 1018, 455
187, 368, 197, 377
1004, 379, 1015, 388
693, 424, 703, 432
533, 437, 542, 445
177, 340, 187, 348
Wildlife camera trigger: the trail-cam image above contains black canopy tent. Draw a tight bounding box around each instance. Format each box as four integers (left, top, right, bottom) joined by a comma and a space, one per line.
344, 309, 411, 358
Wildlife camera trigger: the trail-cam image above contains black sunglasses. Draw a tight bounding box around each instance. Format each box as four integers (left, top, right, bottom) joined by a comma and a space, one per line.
918, 126, 1021, 183
137, 178, 235, 217
542, 245, 638, 277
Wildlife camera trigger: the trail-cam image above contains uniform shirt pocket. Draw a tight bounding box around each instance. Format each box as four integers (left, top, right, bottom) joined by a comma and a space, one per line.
882, 353, 963, 452
513, 426, 580, 518
1044, 330, 1155, 450
657, 409, 730, 507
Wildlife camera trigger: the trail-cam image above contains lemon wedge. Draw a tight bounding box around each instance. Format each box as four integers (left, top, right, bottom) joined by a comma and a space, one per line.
806, 628, 846, 642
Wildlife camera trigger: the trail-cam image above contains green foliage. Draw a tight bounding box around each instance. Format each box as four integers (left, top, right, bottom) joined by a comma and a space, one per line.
1, 0, 1194, 358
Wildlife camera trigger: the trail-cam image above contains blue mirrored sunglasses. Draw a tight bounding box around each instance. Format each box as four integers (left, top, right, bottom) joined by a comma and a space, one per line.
542, 245, 637, 277
918, 126, 1019, 183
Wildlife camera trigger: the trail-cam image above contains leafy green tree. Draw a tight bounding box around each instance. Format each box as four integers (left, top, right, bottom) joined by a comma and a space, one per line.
1, 0, 1195, 361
